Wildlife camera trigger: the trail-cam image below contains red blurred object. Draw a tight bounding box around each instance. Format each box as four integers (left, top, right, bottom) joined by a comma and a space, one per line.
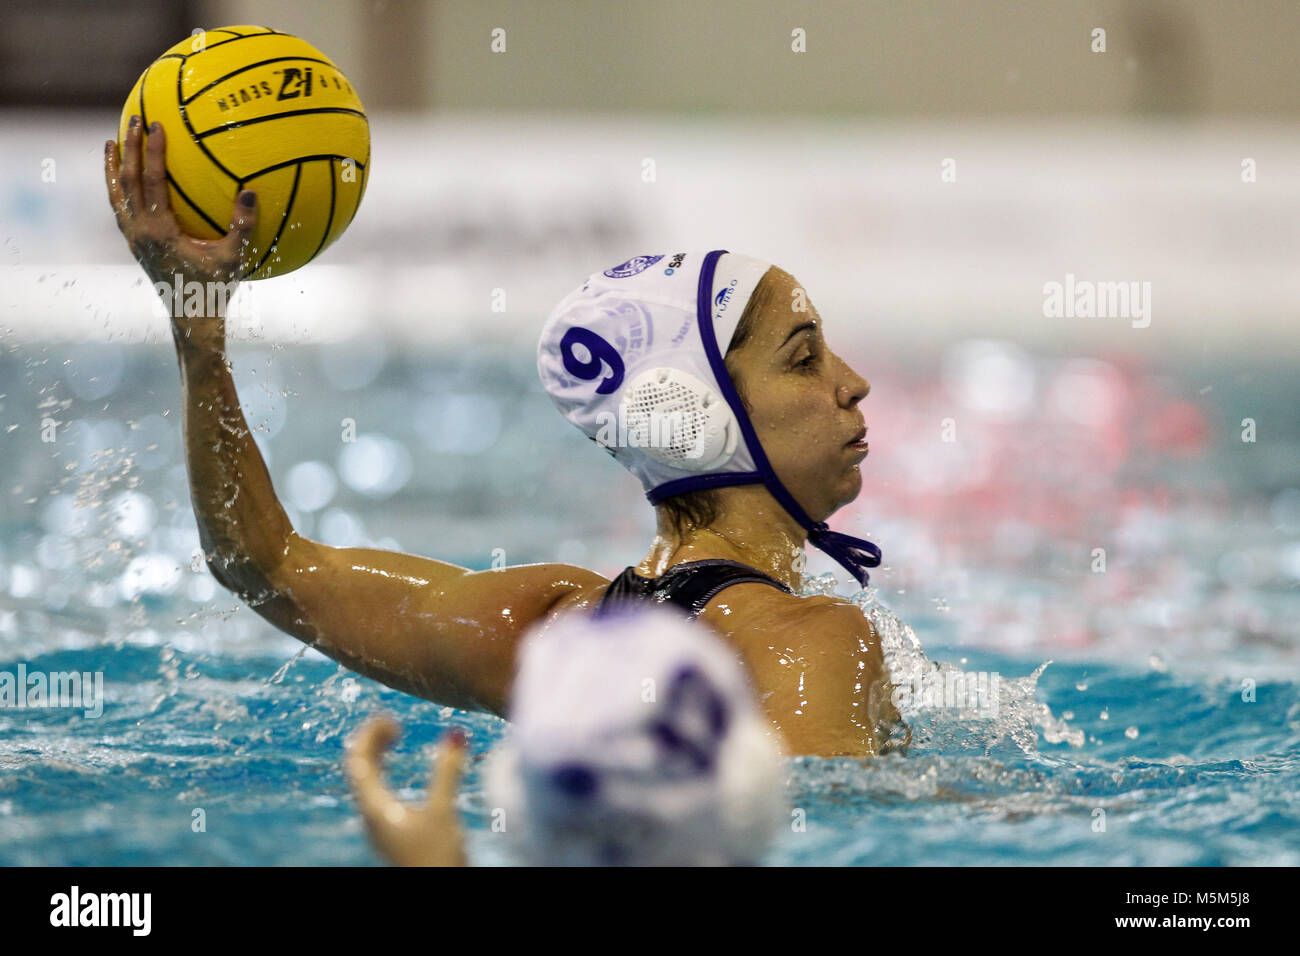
1143, 400, 1210, 457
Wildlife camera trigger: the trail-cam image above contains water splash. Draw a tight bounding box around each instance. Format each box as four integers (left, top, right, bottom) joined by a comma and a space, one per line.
267, 644, 308, 685
798, 580, 1086, 752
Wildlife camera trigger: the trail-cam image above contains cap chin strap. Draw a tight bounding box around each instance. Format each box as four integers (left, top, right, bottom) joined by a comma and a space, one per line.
690, 250, 884, 588
753, 469, 883, 589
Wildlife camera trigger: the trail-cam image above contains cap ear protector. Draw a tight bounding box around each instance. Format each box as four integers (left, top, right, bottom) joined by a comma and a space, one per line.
621, 367, 739, 472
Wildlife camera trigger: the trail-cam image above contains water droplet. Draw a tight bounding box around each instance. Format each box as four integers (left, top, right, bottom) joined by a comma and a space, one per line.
1125, 725, 1139, 739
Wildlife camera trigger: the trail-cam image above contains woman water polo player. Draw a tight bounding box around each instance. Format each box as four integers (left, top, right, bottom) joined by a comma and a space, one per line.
105, 119, 906, 757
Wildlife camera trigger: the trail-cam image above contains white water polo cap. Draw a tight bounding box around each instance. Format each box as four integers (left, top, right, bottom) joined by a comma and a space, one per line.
538, 250, 885, 587
538, 251, 769, 491
481, 604, 787, 866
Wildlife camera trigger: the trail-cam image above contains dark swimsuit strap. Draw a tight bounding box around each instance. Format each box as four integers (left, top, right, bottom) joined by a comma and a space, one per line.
659, 560, 793, 615
599, 558, 793, 619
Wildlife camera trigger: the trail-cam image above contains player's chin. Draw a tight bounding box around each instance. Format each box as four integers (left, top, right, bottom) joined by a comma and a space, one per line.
822, 462, 864, 514
842, 467, 864, 501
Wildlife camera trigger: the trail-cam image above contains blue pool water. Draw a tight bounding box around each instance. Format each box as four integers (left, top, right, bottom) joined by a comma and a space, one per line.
3, 638, 1297, 866
1, 342, 1297, 865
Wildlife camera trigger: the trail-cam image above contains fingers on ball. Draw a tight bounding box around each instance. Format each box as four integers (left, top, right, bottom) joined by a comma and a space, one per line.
142, 121, 171, 215
119, 115, 144, 209
104, 140, 129, 223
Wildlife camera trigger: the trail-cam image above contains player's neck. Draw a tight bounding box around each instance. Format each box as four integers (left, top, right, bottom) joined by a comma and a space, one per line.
642, 487, 808, 589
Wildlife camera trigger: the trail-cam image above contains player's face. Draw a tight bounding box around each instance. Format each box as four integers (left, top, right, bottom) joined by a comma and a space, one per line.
726, 270, 871, 521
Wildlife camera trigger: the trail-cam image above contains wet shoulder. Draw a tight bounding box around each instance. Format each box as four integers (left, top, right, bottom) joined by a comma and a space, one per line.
521, 563, 615, 623
699, 585, 879, 649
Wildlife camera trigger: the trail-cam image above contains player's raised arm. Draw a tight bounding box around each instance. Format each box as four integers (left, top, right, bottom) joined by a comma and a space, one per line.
106, 119, 607, 716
